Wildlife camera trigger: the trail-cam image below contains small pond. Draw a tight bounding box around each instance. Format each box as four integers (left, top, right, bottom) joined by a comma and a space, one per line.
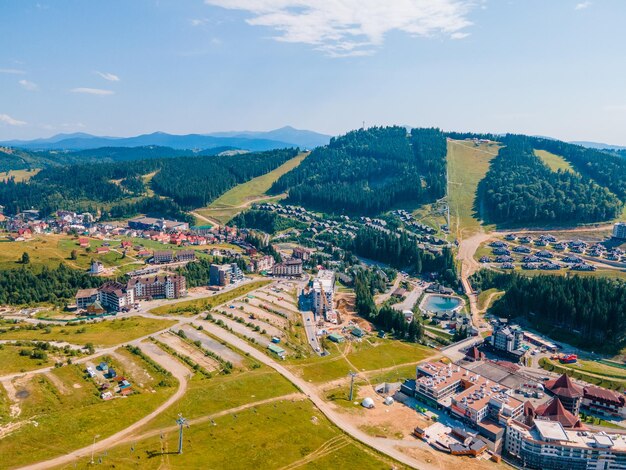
421, 295, 463, 313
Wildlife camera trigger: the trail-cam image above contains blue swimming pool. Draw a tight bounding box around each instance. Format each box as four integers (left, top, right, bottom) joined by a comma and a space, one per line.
421, 295, 462, 313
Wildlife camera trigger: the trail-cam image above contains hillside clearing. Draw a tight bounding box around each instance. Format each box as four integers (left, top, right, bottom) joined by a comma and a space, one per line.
196, 152, 309, 224
447, 139, 499, 239
534, 149, 578, 174
0, 168, 40, 182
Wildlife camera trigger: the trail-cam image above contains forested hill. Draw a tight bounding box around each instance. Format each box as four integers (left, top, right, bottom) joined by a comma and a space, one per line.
471, 270, 626, 353
524, 136, 626, 201
0, 148, 298, 217
0, 145, 240, 172
269, 126, 447, 215
478, 135, 622, 225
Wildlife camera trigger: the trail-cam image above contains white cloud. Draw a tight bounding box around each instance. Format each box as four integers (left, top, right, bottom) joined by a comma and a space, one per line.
190, 18, 207, 26
204, 0, 475, 57
575, 1, 592, 10
451, 31, 470, 39
71, 87, 115, 95
0, 114, 27, 126
95, 71, 120, 82
18, 79, 39, 91
0, 68, 26, 74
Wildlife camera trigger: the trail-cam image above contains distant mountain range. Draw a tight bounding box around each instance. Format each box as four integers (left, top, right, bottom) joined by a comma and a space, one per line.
570, 141, 626, 151
0, 126, 332, 152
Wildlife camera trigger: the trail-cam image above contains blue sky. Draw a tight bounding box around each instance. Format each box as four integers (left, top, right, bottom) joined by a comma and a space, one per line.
1, 0, 626, 144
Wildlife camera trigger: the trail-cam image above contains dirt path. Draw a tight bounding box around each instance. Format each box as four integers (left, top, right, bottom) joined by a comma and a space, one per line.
279, 435, 350, 470
157, 332, 220, 372
178, 325, 244, 366
476, 290, 503, 314
102, 392, 305, 450
448, 139, 499, 156
192, 321, 441, 470
21, 341, 191, 470
189, 211, 221, 228
43, 371, 70, 395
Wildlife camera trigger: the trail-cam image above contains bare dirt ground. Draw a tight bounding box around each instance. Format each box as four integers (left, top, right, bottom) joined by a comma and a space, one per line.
248, 297, 297, 322
210, 311, 267, 344
233, 301, 290, 329
157, 332, 220, 372
332, 388, 431, 441
178, 325, 244, 366
335, 292, 373, 331
253, 290, 298, 312
398, 446, 500, 470
2, 374, 32, 418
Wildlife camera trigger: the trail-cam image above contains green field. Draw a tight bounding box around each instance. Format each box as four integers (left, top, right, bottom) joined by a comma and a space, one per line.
289, 338, 434, 383
196, 152, 308, 224
447, 139, 499, 239
63, 399, 406, 470
0, 317, 175, 347
0, 343, 55, 374
0, 350, 177, 468
534, 149, 578, 174
151, 280, 272, 315
540, 358, 626, 391
145, 368, 297, 430
118, 235, 241, 255
0, 234, 139, 273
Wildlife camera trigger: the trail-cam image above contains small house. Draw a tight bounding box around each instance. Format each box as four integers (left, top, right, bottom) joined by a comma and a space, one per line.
351, 327, 364, 338
328, 332, 345, 343
97, 362, 109, 372
267, 343, 286, 359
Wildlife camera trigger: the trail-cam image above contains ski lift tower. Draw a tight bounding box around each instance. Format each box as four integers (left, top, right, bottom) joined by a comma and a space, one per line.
176, 414, 189, 454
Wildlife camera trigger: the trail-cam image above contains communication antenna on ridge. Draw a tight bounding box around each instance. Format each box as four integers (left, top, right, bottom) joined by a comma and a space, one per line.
362, 121, 366, 129
176, 414, 189, 454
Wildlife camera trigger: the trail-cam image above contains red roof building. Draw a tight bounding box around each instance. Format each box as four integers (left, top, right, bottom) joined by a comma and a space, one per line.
535, 398, 585, 429
583, 385, 626, 418
544, 374, 583, 415
465, 346, 485, 362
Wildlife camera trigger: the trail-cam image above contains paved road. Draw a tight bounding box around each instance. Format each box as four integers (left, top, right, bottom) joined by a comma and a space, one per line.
301, 309, 321, 354
391, 282, 424, 312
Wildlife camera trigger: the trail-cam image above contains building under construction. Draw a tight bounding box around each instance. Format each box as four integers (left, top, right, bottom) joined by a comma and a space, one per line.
311, 269, 337, 323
